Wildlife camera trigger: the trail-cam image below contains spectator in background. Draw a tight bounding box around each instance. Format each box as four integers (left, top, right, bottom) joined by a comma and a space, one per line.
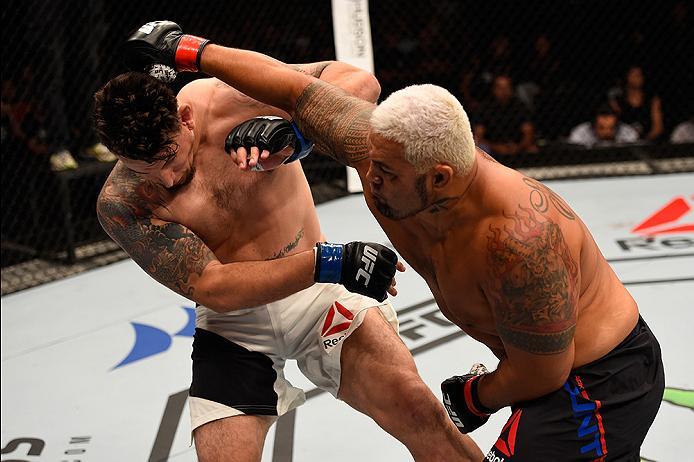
568, 104, 639, 147
516, 34, 561, 112
473, 74, 538, 155
608, 65, 664, 141
457, 35, 515, 114
670, 116, 694, 143
1, 76, 53, 167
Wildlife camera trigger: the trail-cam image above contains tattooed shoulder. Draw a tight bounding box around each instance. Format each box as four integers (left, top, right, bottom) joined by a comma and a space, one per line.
485, 206, 579, 354
522, 177, 575, 220
97, 164, 216, 298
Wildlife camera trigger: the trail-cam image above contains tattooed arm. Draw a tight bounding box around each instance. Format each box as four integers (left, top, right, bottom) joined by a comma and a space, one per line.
96, 165, 316, 312
199, 44, 377, 174
476, 207, 579, 409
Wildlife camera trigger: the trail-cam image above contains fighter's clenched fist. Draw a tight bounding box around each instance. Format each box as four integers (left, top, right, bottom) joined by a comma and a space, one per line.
315, 242, 404, 302
124, 20, 209, 73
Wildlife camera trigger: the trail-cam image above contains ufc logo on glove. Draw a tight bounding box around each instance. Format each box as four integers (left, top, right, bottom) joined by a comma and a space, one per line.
356, 245, 378, 286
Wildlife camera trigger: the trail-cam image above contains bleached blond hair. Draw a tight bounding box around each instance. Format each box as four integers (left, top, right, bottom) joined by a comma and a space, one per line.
370, 84, 475, 174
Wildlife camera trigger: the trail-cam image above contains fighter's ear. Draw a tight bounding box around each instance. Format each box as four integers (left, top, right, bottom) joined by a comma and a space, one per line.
179, 104, 194, 129
432, 164, 454, 189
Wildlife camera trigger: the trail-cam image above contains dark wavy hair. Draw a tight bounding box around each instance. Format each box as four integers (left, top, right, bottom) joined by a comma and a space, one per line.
93, 72, 180, 162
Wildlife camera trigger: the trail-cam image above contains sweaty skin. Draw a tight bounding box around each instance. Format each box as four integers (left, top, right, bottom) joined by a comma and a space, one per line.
197, 45, 639, 409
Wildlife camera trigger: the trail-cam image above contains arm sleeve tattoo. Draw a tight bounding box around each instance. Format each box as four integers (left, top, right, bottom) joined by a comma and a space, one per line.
486, 206, 579, 354
96, 170, 216, 299
294, 80, 374, 166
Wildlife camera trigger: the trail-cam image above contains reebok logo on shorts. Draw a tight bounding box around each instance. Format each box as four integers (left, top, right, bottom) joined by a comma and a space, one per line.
320, 301, 354, 352
494, 408, 522, 457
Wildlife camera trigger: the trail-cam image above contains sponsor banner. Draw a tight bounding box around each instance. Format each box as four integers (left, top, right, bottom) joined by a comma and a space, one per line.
331, 0, 373, 194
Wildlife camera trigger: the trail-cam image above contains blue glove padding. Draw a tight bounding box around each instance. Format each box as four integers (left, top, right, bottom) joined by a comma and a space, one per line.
225, 116, 313, 171
286, 121, 314, 163
441, 363, 496, 433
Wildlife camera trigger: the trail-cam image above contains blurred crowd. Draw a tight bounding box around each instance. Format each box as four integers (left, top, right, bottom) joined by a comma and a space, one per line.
371, 1, 694, 156
2, 0, 693, 173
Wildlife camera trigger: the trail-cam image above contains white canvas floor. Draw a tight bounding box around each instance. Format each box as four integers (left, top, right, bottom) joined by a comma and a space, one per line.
2, 173, 692, 461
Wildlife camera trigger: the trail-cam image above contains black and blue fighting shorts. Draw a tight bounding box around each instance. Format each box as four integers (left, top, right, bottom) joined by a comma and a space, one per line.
485, 316, 664, 461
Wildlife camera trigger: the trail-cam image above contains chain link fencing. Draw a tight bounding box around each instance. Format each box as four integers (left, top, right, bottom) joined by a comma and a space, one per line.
2, 0, 693, 293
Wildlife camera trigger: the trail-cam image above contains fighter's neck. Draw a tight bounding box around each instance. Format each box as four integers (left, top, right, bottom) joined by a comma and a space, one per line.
410, 160, 482, 239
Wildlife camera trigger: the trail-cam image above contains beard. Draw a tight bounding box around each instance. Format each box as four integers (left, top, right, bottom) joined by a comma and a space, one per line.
166, 165, 196, 192
374, 175, 429, 220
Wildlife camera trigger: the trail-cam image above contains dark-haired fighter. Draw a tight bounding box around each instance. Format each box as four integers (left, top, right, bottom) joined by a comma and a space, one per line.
124, 21, 665, 461
94, 42, 483, 462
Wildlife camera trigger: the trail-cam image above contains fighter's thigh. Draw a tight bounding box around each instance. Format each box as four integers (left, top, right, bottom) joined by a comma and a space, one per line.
194, 414, 276, 462
337, 308, 424, 410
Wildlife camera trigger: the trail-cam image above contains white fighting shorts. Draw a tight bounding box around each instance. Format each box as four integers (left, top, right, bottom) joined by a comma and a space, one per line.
188, 283, 397, 432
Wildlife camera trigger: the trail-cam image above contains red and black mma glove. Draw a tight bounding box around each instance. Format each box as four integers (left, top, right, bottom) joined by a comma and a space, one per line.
124, 21, 210, 73
314, 242, 397, 303
441, 363, 497, 434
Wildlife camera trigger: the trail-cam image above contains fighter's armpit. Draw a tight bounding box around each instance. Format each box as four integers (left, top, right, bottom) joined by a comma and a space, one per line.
294, 80, 374, 167
485, 206, 579, 355
96, 170, 216, 298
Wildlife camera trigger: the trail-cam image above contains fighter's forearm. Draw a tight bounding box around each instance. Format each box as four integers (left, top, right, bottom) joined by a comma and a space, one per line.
477, 357, 571, 410
294, 80, 374, 167
200, 44, 313, 114
199, 250, 316, 312
199, 45, 375, 168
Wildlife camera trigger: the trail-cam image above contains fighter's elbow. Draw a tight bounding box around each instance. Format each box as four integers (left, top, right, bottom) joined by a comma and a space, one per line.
192, 262, 239, 313
333, 69, 381, 103
355, 72, 381, 103
543, 359, 573, 393
548, 368, 572, 392
195, 290, 241, 314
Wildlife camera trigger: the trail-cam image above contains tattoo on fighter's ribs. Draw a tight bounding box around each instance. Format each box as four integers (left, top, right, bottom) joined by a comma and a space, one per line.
295, 81, 373, 166
523, 177, 575, 220
486, 206, 579, 354
268, 228, 304, 260
97, 170, 215, 297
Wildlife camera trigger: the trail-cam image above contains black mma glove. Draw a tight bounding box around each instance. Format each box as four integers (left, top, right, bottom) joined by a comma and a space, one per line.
314, 242, 397, 302
224, 116, 314, 170
124, 21, 210, 73
441, 363, 496, 434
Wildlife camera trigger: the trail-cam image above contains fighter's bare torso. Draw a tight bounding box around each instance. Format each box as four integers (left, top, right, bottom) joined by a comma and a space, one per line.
106, 78, 321, 263
370, 150, 638, 367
